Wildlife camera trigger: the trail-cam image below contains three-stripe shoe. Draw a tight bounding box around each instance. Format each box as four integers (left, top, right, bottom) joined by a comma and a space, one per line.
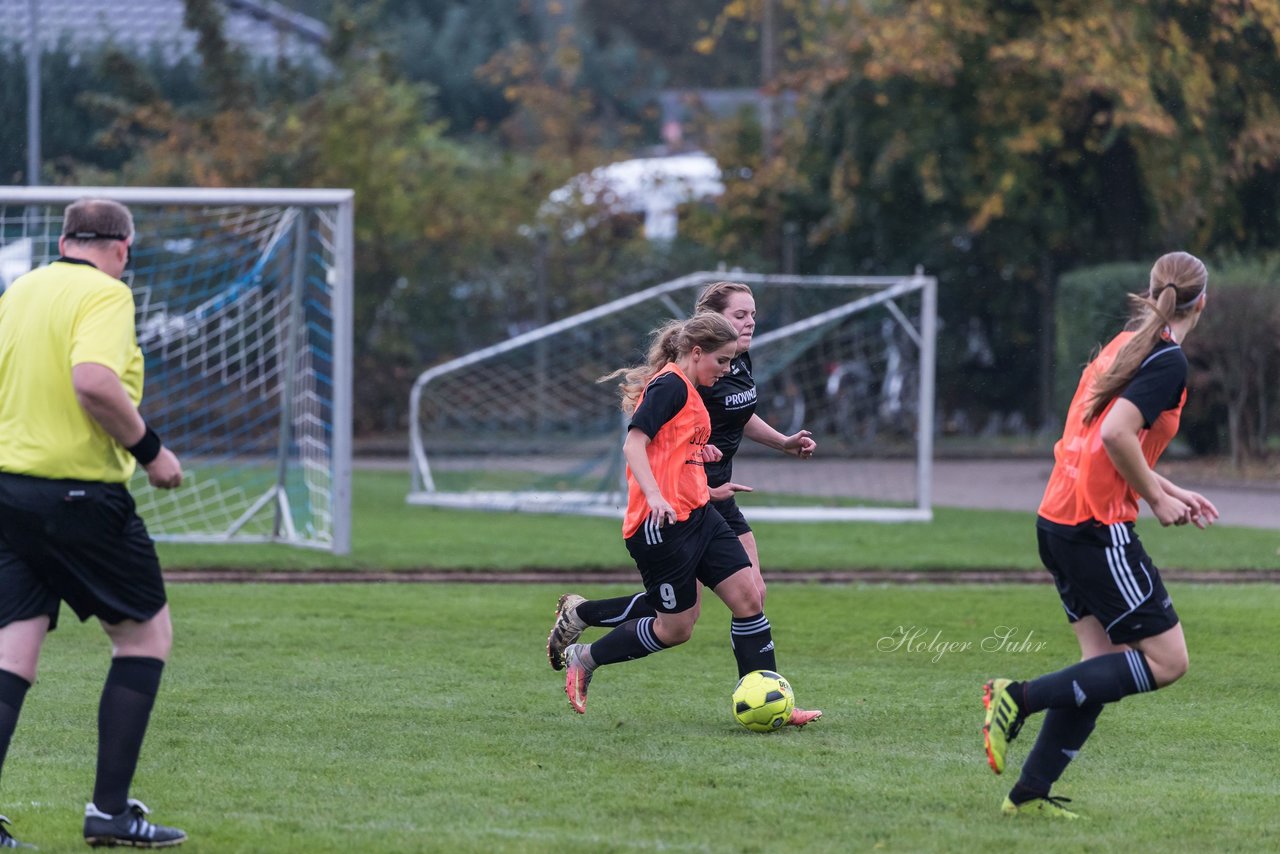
547, 594, 587, 671
982, 678, 1025, 775
1001, 795, 1081, 820
787, 707, 823, 727
0, 815, 34, 849
563, 643, 594, 714
84, 800, 186, 848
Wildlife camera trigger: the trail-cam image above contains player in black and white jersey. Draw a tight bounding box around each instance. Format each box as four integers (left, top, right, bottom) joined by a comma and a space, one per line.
547, 281, 822, 726
696, 284, 816, 603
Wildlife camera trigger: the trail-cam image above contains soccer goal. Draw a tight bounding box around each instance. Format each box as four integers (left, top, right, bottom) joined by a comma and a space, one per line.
0, 186, 354, 553
409, 271, 936, 522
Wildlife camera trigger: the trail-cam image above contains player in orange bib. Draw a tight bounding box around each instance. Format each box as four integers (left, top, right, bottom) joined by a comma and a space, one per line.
561, 313, 807, 716
549, 282, 821, 726
980, 252, 1220, 819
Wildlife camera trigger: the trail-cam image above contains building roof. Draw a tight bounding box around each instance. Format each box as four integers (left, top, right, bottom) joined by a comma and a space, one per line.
0, 0, 329, 65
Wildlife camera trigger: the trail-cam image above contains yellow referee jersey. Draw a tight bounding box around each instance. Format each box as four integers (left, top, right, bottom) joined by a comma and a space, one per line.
0, 259, 144, 482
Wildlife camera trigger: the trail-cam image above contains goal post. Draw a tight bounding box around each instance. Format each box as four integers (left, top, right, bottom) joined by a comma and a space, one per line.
409, 271, 936, 522
0, 186, 354, 553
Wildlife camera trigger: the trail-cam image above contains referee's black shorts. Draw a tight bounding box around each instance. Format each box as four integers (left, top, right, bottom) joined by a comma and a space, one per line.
625, 504, 751, 615
1036, 516, 1179, 645
0, 472, 167, 630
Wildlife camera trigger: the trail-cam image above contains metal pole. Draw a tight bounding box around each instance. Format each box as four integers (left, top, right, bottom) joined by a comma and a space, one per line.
271, 209, 308, 542
331, 195, 355, 555
916, 269, 937, 518
534, 228, 549, 431
761, 0, 776, 161
26, 0, 41, 185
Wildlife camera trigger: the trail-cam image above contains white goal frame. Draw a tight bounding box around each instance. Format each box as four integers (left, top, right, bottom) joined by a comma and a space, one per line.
0, 186, 354, 553
409, 271, 936, 522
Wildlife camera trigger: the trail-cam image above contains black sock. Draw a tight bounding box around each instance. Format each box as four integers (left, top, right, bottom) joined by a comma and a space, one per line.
576, 593, 656, 627
93, 657, 165, 816
1021, 650, 1155, 714
730, 613, 776, 677
588, 617, 669, 666
0, 669, 32, 779
1010, 704, 1104, 803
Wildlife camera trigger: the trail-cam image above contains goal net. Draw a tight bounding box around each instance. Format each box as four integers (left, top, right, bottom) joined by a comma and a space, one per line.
409, 271, 936, 522
0, 187, 354, 553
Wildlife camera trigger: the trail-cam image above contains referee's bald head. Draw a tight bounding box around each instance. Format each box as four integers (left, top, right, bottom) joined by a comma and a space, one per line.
61, 199, 134, 246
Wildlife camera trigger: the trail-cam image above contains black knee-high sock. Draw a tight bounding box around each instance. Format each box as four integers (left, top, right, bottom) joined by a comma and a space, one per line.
0, 669, 32, 779
730, 613, 776, 677
588, 617, 669, 666
1010, 704, 1104, 803
93, 657, 165, 815
1019, 650, 1155, 714
576, 593, 656, 628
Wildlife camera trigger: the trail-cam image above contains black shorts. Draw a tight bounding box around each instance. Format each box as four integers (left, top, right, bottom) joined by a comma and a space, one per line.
1036, 516, 1179, 645
709, 494, 752, 537
0, 472, 167, 630
624, 504, 751, 614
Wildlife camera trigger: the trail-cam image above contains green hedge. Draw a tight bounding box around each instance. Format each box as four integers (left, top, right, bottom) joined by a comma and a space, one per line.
1055, 262, 1148, 417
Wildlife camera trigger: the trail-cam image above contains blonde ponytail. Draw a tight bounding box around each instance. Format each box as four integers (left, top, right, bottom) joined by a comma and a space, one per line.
600, 313, 738, 413
1082, 252, 1207, 424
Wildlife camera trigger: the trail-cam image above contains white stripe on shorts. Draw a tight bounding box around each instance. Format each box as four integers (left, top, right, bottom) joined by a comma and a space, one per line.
1106, 523, 1143, 608
1103, 524, 1155, 634
644, 516, 663, 546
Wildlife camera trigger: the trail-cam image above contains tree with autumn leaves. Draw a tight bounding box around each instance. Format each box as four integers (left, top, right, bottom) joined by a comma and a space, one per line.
20, 0, 1279, 450
73, 0, 686, 431
696, 0, 1280, 439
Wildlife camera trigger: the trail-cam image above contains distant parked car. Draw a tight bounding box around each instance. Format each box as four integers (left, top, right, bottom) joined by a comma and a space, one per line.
538, 151, 724, 241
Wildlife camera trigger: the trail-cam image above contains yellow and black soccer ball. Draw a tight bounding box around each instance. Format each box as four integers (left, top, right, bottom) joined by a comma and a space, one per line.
731, 670, 795, 732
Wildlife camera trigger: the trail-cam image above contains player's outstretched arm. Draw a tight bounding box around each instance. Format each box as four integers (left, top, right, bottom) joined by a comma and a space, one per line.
744, 414, 816, 458
708, 481, 753, 502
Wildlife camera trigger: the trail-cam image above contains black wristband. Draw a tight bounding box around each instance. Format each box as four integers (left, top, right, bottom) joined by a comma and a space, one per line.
126, 425, 163, 466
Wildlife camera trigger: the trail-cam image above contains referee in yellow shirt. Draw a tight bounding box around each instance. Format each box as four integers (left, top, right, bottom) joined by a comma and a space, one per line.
0, 199, 187, 849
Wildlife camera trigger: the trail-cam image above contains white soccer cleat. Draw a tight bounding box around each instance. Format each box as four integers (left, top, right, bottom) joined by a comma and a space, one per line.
547, 593, 587, 671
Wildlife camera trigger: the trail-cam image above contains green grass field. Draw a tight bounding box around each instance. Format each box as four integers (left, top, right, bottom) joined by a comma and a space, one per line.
4, 582, 1278, 852
155, 470, 1280, 572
